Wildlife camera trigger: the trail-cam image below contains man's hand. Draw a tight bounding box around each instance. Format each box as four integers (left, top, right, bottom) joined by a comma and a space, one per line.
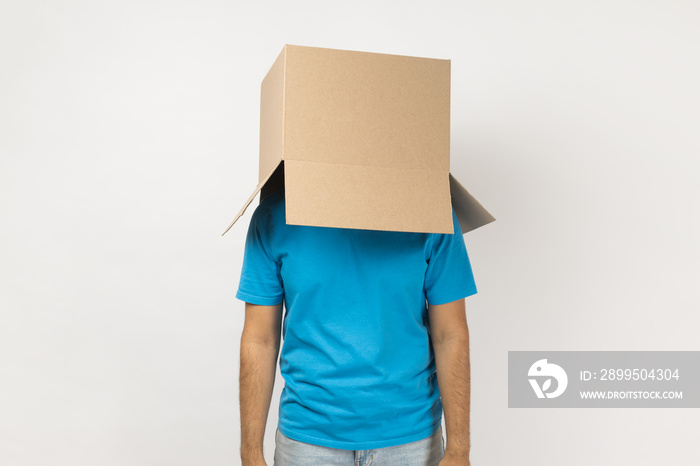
438, 451, 471, 466
241, 459, 268, 466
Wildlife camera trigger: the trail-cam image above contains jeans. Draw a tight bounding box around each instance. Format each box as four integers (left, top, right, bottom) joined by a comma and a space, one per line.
273, 424, 445, 466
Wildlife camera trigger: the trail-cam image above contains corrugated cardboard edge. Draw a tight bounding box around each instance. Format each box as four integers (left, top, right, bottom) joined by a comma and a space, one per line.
221, 44, 287, 238
221, 161, 283, 236
258, 45, 287, 182
449, 173, 496, 234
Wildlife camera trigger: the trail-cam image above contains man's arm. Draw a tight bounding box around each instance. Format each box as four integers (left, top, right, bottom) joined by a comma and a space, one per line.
429, 298, 471, 464
239, 302, 283, 465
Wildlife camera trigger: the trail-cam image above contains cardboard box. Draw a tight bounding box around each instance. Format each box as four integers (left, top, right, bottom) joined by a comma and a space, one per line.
222, 44, 494, 236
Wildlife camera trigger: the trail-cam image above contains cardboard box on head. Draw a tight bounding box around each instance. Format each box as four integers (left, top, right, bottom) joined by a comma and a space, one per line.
222, 44, 495, 236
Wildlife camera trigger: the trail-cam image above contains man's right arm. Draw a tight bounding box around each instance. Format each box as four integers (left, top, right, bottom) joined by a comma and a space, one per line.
239, 301, 283, 466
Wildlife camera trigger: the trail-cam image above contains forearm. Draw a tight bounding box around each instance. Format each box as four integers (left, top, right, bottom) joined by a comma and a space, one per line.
433, 335, 471, 460
239, 338, 279, 463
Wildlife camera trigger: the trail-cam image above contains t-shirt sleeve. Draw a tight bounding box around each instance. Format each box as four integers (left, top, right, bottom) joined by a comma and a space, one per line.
235, 203, 284, 305
424, 208, 478, 305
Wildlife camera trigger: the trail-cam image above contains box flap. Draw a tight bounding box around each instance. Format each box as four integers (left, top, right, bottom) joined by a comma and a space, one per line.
449, 173, 496, 234
221, 161, 283, 236
284, 159, 454, 234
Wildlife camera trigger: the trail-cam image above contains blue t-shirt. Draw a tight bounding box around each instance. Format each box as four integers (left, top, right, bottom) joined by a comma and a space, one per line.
236, 191, 477, 450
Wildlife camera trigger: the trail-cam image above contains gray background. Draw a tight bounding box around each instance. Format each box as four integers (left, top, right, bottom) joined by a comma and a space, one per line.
1, 1, 698, 465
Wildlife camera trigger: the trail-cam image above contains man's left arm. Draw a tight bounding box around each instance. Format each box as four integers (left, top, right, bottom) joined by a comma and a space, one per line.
429, 298, 471, 465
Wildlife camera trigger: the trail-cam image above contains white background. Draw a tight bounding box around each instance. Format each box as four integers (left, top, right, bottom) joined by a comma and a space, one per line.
1, 1, 698, 465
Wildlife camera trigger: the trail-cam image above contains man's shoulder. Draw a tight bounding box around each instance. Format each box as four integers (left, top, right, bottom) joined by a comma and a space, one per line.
259, 190, 285, 210
252, 190, 286, 226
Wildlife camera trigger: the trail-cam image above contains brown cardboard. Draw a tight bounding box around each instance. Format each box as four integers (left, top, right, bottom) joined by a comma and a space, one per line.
222, 44, 494, 236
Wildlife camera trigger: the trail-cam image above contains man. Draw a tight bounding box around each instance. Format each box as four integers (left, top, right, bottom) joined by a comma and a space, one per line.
238, 190, 476, 466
